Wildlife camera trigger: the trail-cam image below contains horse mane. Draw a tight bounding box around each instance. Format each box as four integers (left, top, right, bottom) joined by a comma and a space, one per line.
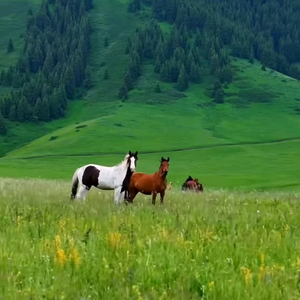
116, 154, 130, 166
185, 176, 193, 182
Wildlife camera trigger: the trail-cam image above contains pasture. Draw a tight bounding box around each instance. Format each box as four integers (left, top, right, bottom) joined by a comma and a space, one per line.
0, 178, 300, 299
1, 138, 300, 191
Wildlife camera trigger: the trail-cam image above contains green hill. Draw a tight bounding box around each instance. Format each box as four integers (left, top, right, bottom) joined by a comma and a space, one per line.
0, 0, 300, 191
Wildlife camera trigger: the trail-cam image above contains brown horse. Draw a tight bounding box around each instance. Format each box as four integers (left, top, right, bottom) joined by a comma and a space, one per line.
182, 176, 204, 192
186, 179, 203, 192
126, 157, 170, 205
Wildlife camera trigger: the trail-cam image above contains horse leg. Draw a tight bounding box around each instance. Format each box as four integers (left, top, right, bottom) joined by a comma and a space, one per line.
114, 186, 122, 204
127, 188, 138, 204
76, 185, 89, 201
152, 192, 157, 205
160, 190, 165, 205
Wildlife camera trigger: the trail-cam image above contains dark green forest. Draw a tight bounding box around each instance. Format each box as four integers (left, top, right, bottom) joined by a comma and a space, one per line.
0, 0, 93, 127
121, 0, 300, 99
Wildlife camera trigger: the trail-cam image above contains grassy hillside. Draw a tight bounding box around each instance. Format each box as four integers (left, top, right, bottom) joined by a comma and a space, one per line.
0, 0, 300, 191
1, 178, 300, 299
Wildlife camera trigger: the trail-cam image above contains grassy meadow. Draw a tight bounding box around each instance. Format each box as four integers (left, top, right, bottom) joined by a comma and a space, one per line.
1, 178, 300, 299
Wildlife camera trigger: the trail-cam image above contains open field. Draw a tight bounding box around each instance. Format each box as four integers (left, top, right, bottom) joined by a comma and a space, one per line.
0, 178, 300, 299
0, 139, 300, 191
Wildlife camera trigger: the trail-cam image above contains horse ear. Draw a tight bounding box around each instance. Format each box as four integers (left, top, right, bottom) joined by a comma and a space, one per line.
167, 157, 170, 162
129, 151, 132, 155
161, 156, 164, 161
135, 151, 138, 157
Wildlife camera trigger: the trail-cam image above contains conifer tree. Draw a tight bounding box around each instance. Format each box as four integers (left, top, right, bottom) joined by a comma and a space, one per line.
189, 62, 201, 83
0, 113, 7, 135
118, 85, 128, 100
103, 68, 109, 80
7, 38, 14, 53
177, 65, 188, 91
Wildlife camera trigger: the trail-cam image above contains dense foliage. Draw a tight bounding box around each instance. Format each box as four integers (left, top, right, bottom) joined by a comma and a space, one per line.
0, 0, 93, 126
122, 0, 300, 100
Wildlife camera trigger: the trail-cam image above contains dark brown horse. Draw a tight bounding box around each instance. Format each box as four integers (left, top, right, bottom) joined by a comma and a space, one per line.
182, 176, 204, 192
126, 157, 170, 205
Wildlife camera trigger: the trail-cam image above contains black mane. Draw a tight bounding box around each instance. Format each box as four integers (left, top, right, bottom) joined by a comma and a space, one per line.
181, 175, 193, 190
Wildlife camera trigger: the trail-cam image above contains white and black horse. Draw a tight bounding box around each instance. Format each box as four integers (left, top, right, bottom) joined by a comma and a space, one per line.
70, 151, 138, 203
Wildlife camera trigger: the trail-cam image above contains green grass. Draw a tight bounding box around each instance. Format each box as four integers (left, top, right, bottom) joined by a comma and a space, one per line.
0, 0, 300, 192
1, 178, 300, 299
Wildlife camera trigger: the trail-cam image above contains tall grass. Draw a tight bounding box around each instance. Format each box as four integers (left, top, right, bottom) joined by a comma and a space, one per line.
1, 178, 300, 299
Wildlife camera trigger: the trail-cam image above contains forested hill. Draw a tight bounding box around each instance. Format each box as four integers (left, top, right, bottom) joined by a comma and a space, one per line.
0, 0, 93, 131
0, 0, 300, 137
121, 0, 300, 100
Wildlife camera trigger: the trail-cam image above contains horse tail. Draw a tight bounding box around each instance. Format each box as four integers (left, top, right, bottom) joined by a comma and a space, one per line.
70, 169, 79, 200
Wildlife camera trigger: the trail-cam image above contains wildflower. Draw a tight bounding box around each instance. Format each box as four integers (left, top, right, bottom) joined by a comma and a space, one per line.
59, 219, 66, 231
258, 265, 266, 282
295, 257, 300, 269
198, 229, 216, 244
260, 252, 265, 266
240, 266, 252, 286
107, 232, 122, 249
69, 248, 80, 266
132, 285, 143, 300
56, 249, 67, 266
208, 281, 215, 291
17, 215, 21, 227
158, 227, 169, 239
55, 235, 61, 250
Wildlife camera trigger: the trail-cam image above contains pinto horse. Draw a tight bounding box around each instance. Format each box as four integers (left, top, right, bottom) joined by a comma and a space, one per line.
70, 151, 138, 203
126, 157, 170, 205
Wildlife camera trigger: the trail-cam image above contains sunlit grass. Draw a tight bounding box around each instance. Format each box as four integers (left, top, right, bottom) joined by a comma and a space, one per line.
1, 178, 300, 299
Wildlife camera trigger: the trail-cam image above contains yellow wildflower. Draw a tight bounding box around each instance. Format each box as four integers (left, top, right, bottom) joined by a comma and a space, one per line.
158, 227, 169, 239
208, 281, 215, 291
132, 285, 143, 300
69, 248, 80, 266
59, 219, 66, 231
258, 265, 266, 282
56, 249, 67, 266
240, 266, 252, 286
107, 232, 122, 249
295, 257, 300, 269
55, 235, 61, 250
260, 252, 265, 266
199, 229, 216, 244
17, 215, 21, 227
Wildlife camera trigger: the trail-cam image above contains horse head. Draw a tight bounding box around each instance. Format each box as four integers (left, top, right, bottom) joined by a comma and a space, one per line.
127, 151, 138, 172
193, 178, 199, 185
160, 156, 170, 176
198, 183, 204, 192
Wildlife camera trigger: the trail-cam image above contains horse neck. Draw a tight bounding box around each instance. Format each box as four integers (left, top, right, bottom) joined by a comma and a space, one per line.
115, 159, 128, 174
155, 167, 166, 179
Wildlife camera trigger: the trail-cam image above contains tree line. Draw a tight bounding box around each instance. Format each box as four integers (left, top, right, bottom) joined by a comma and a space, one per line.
120, 0, 300, 101
0, 0, 94, 134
